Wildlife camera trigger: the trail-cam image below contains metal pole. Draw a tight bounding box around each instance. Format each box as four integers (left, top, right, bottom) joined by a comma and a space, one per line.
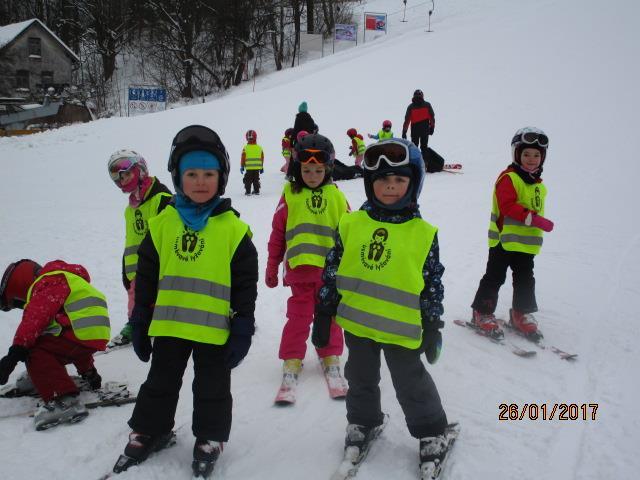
402, 0, 408, 22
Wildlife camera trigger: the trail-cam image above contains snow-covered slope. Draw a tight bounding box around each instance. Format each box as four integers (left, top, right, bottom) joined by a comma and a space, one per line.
1, 0, 638, 479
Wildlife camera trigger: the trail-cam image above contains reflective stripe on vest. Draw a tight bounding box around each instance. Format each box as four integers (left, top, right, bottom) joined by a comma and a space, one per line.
244, 144, 264, 170
377, 129, 393, 140
487, 171, 546, 254
124, 181, 172, 281
283, 183, 348, 269
27, 271, 111, 341
148, 206, 249, 344
335, 211, 436, 349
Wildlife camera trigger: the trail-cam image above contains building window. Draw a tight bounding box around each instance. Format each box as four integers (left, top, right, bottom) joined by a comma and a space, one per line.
28, 37, 42, 56
41, 71, 54, 87
16, 70, 30, 89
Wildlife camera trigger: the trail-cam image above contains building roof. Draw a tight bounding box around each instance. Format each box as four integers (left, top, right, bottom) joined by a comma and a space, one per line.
0, 18, 80, 62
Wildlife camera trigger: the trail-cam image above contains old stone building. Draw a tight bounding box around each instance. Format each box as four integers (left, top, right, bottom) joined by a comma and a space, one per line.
0, 18, 79, 98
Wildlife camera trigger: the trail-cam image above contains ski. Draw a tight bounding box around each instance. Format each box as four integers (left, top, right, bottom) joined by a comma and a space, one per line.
420, 423, 461, 480
453, 319, 536, 357
0, 381, 134, 419
321, 360, 348, 400
95, 343, 132, 356
443, 163, 462, 170
498, 319, 578, 361
330, 415, 389, 480
104, 431, 177, 478
1, 374, 89, 398
274, 373, 297, 406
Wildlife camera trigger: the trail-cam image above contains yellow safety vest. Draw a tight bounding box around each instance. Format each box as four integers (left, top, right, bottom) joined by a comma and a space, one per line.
283, 182, 348, 269
282, 137, 292, 158
123, 180, 172, 281
335, 211, 436, 349
26, 271, 111, 341
377, 129, 393, 140
488, 171, 547, 255
243, 144, 264, 170
148, 206, 249, 344
353, 136, 366, 155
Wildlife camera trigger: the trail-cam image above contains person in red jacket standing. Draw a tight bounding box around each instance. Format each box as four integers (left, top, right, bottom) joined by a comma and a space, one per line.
0, 259, 110, 430
470, 127, 554, 341
402, 89, 435, 168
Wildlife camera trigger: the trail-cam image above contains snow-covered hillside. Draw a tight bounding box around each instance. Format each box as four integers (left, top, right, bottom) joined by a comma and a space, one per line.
1, 0, 639, 479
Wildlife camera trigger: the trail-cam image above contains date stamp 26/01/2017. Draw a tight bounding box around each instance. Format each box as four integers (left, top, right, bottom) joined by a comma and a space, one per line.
498, 403, 599, 421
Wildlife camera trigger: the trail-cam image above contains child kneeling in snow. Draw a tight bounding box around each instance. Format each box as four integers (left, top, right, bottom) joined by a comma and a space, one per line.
0, 259, 110, 430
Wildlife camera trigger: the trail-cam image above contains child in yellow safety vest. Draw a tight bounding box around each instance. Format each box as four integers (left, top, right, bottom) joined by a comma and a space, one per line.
106, 149, 172, 349
280, 128, 294, 174
346, 128, 366, 167
312, 138, 455, 473
265, 133, 350, 405
367, 119, 394, 141
116, 125, 258, 477
470, 127, 554, 342
240, 129, 264, 195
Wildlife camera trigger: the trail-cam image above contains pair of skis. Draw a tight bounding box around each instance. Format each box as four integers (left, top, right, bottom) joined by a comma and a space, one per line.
274, 359, 348, 406
331, 416, 461, 480
454, 318, 577, 360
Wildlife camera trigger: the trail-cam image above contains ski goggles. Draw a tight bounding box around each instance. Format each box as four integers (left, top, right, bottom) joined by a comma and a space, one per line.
363, 140, 410, 171
517, 132, 549, 148
108, 157, 137, 182
298, 148, 331, 165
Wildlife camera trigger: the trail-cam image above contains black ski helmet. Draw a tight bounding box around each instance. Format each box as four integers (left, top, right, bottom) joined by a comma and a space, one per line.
292, 133, 335, 187
168, 125, 230, 195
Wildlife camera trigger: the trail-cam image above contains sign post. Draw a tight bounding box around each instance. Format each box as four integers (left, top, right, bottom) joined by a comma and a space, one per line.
334, 23, 357, 53
363, 12, 387, 43
127, 85, 167, 117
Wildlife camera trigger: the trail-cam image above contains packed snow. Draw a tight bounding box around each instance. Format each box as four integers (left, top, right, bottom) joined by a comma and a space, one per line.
1, 0, 638, 479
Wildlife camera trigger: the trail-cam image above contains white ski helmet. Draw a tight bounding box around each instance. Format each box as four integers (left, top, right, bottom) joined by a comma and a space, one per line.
511, 127, 549, 164
107, 149, 149, 186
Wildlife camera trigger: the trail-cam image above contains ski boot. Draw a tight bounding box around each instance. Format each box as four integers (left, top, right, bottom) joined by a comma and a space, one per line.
274, 359, 302, 405
509, 309, 543, 343
419, 423, 461, 480
192, 439, 223, 478
320, 355, 348, 399
113, 431, 176, 473
106, 324, 132, 349
34, 394, 89, 431
470, 310, 504, 340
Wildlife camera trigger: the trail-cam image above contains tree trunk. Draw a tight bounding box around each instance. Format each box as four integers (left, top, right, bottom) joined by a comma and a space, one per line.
291, 0, 301, 67
306, 0, 314, 33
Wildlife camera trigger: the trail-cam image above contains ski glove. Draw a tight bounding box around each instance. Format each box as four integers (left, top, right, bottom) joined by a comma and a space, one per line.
240, 167, 245, 174
224, 316, 255, 369
531, 214, 554, 232
422, 318, 444, 365
0, 345, 28, 385
130, 305, 153, 362
402, 131, 407, 140
80, 367, 102, 390
312, 313, 332, 349
260, 169, 264, 174
265, 262, 279, 288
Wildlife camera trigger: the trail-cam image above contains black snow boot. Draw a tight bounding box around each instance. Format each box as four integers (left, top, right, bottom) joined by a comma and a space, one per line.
192, 438, 222, 478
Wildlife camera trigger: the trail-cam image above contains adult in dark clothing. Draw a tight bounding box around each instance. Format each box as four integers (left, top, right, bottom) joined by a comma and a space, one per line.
402, 90, 435, 170
292, 101, 317, 147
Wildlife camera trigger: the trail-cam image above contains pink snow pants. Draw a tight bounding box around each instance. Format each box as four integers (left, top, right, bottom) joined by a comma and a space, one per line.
127, 278, 136, 318
279, 281, 344, 360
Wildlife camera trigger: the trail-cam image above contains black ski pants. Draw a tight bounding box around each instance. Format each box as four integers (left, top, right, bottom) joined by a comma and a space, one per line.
471, 243, 538, 314
344, 332, 447, 439
411, 132, 430, 170
128, 336, 232, 442
243, 170, 261, 194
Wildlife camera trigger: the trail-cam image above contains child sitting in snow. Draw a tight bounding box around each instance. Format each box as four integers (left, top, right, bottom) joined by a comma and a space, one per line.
0, 258, 110, 430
